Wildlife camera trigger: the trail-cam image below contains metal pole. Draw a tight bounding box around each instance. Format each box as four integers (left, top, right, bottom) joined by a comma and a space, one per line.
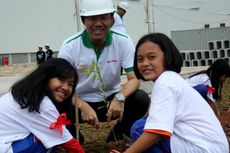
73, 0, 81, 141
146, 0, 154, 33
74, 92, 80, 141
74, 0, 82, 32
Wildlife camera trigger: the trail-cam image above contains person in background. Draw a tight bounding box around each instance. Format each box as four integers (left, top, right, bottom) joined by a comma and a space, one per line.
45, 44, 54, 59
111, 1, 129, 75
111, 1, 129, 33
0, 58, 84, 153
110, 33, 229, 153
58, 0, 149, 143
186, 59, 230, 116
36, 45, 46, 65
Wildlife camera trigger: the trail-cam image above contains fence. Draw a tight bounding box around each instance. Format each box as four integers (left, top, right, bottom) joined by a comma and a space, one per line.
181, 40, 230, 67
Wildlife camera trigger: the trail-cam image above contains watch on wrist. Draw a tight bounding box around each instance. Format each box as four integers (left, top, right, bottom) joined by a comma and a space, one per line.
115, 93, 125, 102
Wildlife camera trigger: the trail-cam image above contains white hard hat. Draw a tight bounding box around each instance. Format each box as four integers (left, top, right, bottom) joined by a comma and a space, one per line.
44, 44, 49, 47
118, 1, 129, 12
80, 0, 115, 17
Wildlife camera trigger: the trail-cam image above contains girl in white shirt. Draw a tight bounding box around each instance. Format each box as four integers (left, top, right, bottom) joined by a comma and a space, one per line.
110, 33, 229, 153
186, 59, 230, 115
0, 58, 84, 153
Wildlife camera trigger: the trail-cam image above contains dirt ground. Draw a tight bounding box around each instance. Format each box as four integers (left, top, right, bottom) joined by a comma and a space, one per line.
1, 64, 230, 152
216, 78, 230, 151
0, 63, 37, 76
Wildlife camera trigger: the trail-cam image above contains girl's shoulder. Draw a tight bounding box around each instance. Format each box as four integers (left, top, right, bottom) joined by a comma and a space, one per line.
156, 71, 183, 85
0, 92, 14, 105
159, 71, 181, 80
190, 73, 210, 83
39, 96, 56, 112
153, 71, 186, 94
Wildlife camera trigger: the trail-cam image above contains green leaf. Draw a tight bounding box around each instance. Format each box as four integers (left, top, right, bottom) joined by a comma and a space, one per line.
92, 74, 97, 82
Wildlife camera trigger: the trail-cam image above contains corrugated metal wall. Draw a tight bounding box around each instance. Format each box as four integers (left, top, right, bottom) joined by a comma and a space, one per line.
171, 26, 230, 51
171, 26, 230, 67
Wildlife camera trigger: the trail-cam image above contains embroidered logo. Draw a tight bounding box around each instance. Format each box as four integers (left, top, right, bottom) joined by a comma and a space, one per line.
107, 60, 117, 63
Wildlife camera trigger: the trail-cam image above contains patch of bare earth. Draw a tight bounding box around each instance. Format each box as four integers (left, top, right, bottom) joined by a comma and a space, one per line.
0, 64, 37, 76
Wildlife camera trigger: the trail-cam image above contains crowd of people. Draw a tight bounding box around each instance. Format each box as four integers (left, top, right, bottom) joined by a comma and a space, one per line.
36, 44, 53, 65
0, 0, 230, 152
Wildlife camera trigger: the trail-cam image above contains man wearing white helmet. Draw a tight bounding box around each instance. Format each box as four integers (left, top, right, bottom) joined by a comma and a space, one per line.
45, 44, 53, 59
58, 0, 149, 143
111, 1, 129, 33
36, 45, 46, 65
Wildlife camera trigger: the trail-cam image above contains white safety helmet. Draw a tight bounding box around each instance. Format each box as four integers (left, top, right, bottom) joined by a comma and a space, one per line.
80, 0, 115, 17
118, 1, 129, 12
44, 44, 49, 47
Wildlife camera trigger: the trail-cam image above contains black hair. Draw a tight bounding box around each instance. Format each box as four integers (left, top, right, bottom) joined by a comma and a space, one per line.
134, 33, 183, 81
11, 58, 78, 113
189, 59, 230, 100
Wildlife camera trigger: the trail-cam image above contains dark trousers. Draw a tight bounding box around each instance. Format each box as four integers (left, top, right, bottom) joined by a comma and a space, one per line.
131, 116, 171, 153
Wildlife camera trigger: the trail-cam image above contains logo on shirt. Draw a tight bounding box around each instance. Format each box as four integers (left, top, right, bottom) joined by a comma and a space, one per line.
76, 61, 88, 70
107, 60, 118, 63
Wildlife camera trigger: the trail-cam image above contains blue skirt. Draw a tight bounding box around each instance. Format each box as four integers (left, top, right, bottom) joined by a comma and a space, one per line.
193, 84, 208, 100
130, 116, 171, 153
12, 133, 55, 153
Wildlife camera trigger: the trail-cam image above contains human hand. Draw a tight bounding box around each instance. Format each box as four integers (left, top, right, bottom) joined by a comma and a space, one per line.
80, 102, 99, 128
106, 98, 124, 122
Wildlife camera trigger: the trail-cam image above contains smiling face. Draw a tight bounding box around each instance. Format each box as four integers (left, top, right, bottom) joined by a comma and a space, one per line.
83, 13, 113, 47
48, 77, 74, 103
137, 41, 165, 81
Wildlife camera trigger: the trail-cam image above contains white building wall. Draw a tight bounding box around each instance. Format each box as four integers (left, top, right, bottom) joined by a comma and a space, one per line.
0, 0, 148, 54
0, 0, 77, 53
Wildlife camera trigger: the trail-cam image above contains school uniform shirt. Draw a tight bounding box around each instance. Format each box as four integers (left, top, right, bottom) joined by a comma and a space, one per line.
144, 71, 229, 153
0, 92, 73, 153
58, 29, 135, 102
111, 12, 126, 33
185, 73, 215, 102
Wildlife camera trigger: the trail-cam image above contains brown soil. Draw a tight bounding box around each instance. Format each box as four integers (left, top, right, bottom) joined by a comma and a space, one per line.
218, 109, 230, 145
105, 140, 127, 153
